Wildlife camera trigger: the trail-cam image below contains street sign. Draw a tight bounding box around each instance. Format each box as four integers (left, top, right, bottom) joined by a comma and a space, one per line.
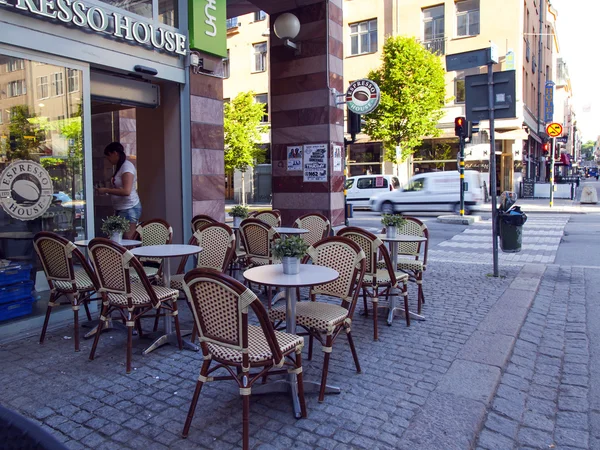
490, 42, 499, 64
556, 136, 569, 144
546, 122, 563, 137
446, 48, 489, 71
465, 70, 516, 122
544, 81, 555, 123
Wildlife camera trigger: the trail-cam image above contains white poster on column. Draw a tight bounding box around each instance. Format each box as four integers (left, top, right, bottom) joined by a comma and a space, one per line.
333, 145, 342, 172
287, 145, 303, 171
303, 144, 328, 182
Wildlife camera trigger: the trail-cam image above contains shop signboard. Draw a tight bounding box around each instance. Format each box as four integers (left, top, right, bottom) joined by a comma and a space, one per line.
345, 80, 380, 115
0, 160, 53, 221
0, 0, 188, 55
544, 81, 555, 124
303, 144, 328, 182
189, 0, 227, 58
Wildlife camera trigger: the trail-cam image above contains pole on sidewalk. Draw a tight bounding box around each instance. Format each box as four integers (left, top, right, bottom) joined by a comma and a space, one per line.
549, 137, 556, 208
488, 61, 499, 277
459, 136, 465, 216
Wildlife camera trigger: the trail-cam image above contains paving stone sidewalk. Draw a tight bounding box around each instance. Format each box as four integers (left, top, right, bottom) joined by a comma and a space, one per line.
0, 261, 527, 450
476, 265, 592, 450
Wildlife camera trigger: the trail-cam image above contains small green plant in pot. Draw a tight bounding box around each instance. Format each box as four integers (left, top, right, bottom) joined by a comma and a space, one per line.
381, 213, 406, 238
229, 205, 249, 227
101, 215, 130, 244
271, 235, 309, 275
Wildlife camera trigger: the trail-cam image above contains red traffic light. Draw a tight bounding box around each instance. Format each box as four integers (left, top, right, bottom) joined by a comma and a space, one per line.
454, 117, 466, 138
542, 143, 549, 152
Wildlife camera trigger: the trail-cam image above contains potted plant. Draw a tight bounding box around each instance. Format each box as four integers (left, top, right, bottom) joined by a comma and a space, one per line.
229, 205, 249, 227
381, 213, 406, 238
101, 215, 130, 244
271, 235, 309, 275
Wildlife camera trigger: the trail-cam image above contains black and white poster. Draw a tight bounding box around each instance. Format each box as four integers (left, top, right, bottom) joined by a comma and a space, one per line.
303, 144, 328, 182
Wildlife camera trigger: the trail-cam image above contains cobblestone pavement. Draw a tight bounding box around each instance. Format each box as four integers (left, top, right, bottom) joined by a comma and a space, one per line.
430, 216, 570, 266
476, 265, 592, 450
0, 261, 520, 450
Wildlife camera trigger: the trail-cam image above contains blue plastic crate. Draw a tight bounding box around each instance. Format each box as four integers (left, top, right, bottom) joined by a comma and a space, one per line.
0, 281, 34, 305
0, 297, 35, 322
0, 263, 32, 287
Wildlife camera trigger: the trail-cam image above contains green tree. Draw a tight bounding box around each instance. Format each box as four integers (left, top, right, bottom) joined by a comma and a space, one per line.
581, 140, 595, 161
364, 36, 446, 162
3, 105, 45, 160
224, 92, 267, 204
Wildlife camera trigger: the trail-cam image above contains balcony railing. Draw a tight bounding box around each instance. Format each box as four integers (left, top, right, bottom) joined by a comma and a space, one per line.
422, 37, 446, 55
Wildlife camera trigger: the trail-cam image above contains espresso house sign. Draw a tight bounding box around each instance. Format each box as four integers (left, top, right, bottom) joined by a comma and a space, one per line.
0, 0, 187, 56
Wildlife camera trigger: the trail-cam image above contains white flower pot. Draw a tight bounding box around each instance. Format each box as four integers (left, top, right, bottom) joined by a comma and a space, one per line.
386, 226, 397, 238
233, 216, 242, 227
282, 257, 301, 275
111, 232, 123, 244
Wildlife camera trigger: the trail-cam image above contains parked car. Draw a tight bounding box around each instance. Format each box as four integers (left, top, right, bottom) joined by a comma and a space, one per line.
370, 170, 484, 215
345, 175, 400, 209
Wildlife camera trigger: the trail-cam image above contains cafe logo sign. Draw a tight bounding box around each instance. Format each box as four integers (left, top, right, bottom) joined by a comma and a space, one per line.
0, 160, 53, 221
346, 79, 381, 115
0, 0, 187, 56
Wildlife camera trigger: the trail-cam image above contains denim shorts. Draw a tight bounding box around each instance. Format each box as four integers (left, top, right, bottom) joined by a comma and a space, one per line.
116, 202, 142, 223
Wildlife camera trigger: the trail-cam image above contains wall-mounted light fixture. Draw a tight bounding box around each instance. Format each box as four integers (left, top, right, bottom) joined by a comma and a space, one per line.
273, 12, 301, 53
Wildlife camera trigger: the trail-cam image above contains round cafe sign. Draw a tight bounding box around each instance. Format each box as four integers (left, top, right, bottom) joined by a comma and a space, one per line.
346, 79, 381, 115
0, 160, 53, 221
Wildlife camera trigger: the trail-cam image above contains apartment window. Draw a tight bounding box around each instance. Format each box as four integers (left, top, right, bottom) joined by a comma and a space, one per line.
37, 76, 49, 99
423, 5, 445, 41
349, 19, 378, 55
456, 0, 479, 37
455, 79, 465, 103
51, 72, 64, 96
0, 110, 3, 124
546, 25, 552, 49
254, 93, 268, 122
546, 65, 550, 82
226, 17, 239, 29
7, 80, 26, 97
67, 69, 79, 93
253, 42, 267, 72
223, 50, 230, 78
6, 58, 24, 72
525, 39, 530, 62
254, 10, 266, 21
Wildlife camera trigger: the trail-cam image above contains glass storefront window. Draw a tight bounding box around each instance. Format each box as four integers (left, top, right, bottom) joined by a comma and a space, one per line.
0, 53, 86, 323
97, 0, 179, 27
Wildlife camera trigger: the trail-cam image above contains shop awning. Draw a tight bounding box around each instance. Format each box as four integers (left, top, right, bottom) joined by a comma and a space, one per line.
495, 129, 529, 140
560, 153, 572, 166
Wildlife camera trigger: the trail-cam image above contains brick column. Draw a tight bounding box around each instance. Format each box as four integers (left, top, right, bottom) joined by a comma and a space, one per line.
270, 0, 345, 227
190, 69, 225, 222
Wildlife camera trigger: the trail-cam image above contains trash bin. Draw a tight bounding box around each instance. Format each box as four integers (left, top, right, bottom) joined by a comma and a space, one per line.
498, 206, 527, 252
346, 203, 354, 219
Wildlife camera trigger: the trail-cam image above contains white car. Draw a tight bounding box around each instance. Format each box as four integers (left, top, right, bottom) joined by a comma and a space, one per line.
345, 175, 400, 209
370, 170, 484, 215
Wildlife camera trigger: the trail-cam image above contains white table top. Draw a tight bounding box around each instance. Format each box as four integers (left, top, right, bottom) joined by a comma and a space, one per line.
378, 234, 427, 243
275, 227, 309, 235
130, 244, 202, 258
75, 239, 142, 247
244, 264, 338, 288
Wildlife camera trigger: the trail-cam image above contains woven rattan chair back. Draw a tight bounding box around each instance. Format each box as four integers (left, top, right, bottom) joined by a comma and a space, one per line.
191, 214, 216, 233
304, 237, 366, 311
254, 210, 281, 228
294, 213, 331, 247
183, 268, 283, 363
88, 238, 159, 309
33, 232, 78, 289
397, 217, 428, 258
135, 219, 173, 265
337, 227, 384, 277
239, 218, 280, 260
194, 223, 236, 272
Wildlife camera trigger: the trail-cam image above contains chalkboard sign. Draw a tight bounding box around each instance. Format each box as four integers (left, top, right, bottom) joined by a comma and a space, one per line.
521, 179, 534, 198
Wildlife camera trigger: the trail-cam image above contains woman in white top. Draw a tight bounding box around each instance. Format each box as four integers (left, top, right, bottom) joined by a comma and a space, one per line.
97, 142, 142, 238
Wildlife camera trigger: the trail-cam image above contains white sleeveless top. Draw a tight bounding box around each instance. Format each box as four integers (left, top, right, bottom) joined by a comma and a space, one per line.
111, 160, 140, 210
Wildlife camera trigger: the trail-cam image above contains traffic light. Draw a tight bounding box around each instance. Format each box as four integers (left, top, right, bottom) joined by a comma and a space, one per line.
455, 117, 467, 138
542, 142, 549, 155
347, 110, 362, 142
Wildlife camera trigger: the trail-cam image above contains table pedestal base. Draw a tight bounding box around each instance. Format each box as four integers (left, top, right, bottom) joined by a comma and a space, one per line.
387, 307, 425, 325
142, 328, 199, 355
83, 318, 128, 339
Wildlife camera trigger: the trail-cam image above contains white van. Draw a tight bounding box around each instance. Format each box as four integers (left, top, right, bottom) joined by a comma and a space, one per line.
345, 175, 400, 209
370, 171, 484, 215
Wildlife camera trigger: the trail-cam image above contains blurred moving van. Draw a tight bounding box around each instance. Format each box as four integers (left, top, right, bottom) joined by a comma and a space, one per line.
345, 175, 400, 209
369, 171, 484, 215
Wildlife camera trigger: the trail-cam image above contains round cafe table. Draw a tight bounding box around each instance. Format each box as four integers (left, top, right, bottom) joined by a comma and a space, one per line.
244, 263, 339, 418
274, 227, 309, 236
378, 234, 427, 324
131, 244, 202, 354
74, 239, 142, 248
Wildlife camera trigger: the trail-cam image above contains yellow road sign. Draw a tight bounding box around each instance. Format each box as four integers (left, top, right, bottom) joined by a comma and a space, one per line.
546, 122, 563, 137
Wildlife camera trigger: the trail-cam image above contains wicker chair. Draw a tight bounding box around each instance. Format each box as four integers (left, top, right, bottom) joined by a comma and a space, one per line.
87, 238, 182, 373
239, 218, 281, 308
133, 219, 173, 281
337, 227, 410, 340
33, 232, 97, 352
181, 269, 306, 449
293, 213, 331, 247
269, 237, 366, 402
191, 214, 216, 233
253, 210, 281, 228
385, 217, 429, 314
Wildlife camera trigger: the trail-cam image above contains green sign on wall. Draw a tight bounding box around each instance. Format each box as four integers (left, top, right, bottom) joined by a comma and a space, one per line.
189, 0, 227, 58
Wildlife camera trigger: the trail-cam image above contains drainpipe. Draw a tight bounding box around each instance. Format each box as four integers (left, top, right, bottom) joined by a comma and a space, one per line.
536, 0, 544, 148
